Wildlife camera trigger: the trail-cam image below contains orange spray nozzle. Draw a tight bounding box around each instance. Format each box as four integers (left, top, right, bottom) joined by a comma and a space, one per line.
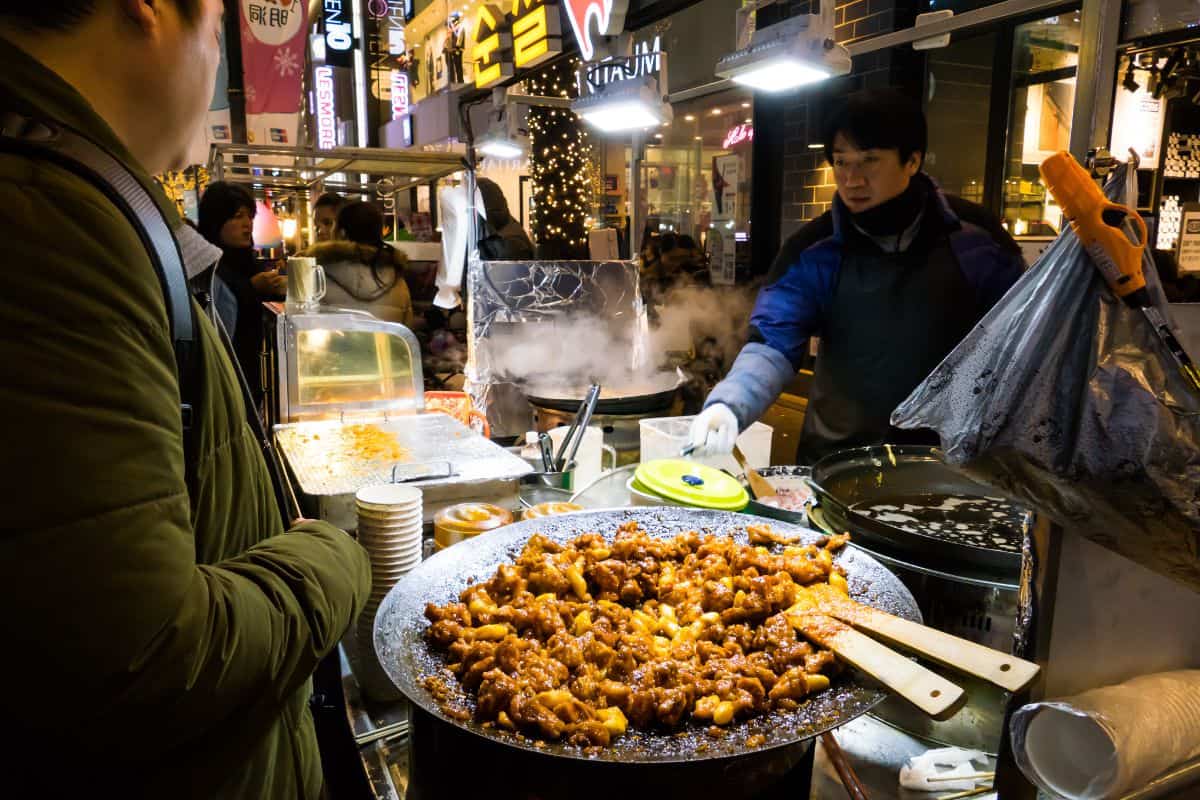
1039, 151, 1148, 300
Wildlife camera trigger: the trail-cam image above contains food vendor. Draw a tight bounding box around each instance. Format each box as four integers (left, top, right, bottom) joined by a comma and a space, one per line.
689, 90, 1025, 462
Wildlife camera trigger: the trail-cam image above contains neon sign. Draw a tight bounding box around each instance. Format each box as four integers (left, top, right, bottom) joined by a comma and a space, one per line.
315, 66, 338, 149
722, 123, 753, 150
391, 70, 410, 119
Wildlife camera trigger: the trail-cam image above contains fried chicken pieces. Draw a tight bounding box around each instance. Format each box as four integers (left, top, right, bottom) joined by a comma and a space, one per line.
422, 522, 850, 749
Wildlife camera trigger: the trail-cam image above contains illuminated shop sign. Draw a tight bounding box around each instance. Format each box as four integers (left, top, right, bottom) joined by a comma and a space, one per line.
323, 0, 356, 67
722, 123, 753, 149
563, 0, 628, 61
471, 0, 563, 89
315, 66, 338, 149
579, 35, 660, 95
391, 70, 410, 119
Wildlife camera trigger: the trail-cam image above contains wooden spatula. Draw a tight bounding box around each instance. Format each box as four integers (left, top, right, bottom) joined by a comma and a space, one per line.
788, 611, 966, 720
802, 583, 1040, 693
732, 444, 776, 500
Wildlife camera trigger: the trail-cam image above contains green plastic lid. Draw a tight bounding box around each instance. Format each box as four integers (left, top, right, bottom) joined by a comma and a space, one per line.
634, 459, 749, 511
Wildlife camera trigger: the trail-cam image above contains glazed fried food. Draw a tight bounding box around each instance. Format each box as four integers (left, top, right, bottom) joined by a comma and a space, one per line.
346, 423, 407, 462
421, 522, 852, 748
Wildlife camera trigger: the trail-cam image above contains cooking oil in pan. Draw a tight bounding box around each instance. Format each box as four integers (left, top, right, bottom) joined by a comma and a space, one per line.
852, 494, 1025, 553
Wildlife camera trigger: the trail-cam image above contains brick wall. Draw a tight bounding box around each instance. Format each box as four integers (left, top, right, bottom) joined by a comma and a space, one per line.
770, 0, 921, 241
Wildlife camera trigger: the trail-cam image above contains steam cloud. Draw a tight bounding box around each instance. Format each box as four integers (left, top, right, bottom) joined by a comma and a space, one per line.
480, 282, 759, 396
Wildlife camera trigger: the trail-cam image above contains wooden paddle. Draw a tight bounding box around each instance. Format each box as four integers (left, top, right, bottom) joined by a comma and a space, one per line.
787, 611, 966, 720
801, 583, 1041, 694
731, 444, 776, 500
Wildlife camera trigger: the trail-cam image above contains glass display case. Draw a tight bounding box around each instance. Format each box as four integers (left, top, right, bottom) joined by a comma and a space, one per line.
275, 310, 425, 423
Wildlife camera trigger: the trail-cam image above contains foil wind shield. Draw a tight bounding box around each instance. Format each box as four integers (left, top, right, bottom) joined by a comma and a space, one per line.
466, 259, 651, 433
893, 163, 1200, 590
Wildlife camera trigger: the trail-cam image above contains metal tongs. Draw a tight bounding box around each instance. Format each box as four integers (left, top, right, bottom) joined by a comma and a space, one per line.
553, 383, 600, 471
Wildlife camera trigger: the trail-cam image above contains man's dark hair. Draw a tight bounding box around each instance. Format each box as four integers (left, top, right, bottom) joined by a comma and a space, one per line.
197, 182, 256, 248
0, 1, 200, 32
337, 201, 384, 245
314, 192, 345, 212
821, 90, 927, 168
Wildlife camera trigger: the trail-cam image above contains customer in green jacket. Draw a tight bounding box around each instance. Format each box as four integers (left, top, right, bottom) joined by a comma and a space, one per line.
0, 3, 371, 797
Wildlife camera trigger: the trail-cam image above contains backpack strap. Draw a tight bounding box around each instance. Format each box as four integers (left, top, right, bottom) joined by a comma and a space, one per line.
0, 112, 198, 434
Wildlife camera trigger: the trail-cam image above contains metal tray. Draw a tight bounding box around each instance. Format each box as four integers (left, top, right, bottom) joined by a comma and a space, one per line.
274, 413, 532, 497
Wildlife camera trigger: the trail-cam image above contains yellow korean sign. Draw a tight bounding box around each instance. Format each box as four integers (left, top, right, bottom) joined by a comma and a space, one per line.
471, 0, 562, 88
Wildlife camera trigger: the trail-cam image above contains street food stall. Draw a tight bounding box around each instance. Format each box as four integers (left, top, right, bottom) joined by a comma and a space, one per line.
202, 3, 1200, 798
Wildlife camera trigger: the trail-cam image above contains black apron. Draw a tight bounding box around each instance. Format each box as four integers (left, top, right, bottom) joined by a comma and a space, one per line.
795, 224, 980, 463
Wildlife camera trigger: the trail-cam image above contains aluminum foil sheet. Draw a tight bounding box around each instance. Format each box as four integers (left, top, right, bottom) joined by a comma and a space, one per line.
275, 413, 532, 497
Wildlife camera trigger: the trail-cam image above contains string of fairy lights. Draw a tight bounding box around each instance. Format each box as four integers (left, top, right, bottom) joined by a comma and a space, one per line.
525, 58, 592, 257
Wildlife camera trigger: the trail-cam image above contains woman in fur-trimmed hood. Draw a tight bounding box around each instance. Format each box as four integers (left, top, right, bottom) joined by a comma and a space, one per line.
302, 200, 413, 326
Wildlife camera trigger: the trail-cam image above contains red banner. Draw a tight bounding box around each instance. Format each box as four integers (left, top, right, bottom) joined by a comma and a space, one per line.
239, 0, 307, 115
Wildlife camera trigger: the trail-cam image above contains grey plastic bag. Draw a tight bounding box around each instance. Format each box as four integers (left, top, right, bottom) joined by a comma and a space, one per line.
892, 162, 1200, 590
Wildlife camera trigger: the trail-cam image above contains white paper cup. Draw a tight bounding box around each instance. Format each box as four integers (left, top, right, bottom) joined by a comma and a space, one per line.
356, 484, 423, 510
357, 508, 424, 525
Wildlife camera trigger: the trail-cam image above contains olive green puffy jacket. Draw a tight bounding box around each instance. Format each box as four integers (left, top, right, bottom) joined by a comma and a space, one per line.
0, 42, 371, 798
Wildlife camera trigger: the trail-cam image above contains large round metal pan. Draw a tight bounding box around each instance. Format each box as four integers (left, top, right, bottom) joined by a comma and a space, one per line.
524, 372, 681, 415
811, 445, 1025, 575
374, 506, 920, 765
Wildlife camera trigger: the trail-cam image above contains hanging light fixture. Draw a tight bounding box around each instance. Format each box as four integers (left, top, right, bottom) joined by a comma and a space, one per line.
571, 51, 671, 132
716, 5, 850, 93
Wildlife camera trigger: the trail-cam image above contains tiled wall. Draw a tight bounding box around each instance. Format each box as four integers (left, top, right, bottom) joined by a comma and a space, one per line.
769, 0, 921, 240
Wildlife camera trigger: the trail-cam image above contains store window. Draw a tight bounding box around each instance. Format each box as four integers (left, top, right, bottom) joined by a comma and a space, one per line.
641, 87, 755, 251
1000, 14, 1081, 235
922, 9, 1081, 237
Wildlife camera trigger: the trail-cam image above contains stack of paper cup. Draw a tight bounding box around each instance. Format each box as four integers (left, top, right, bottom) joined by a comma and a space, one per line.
354, 483, 423, 700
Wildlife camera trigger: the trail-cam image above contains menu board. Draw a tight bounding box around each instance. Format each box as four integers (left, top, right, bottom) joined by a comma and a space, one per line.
1178, 203, 1200, 274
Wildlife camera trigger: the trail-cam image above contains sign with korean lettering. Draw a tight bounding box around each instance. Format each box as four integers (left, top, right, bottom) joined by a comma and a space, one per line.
323, 0, 356, 67
471, 3, 514, 88
511, 0, 562, 69
239, 0, 307, 114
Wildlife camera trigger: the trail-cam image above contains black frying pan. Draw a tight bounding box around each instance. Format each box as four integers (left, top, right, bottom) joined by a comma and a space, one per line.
811, 445, 1027, 575
373, 507, 921, 767
520, 371, 681, 417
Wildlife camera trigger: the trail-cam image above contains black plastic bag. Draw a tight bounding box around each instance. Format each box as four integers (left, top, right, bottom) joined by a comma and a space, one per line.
893, 163, 1200, 590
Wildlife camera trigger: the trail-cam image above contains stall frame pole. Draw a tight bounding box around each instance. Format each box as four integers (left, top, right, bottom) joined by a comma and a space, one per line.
1068, 0, 1122, 162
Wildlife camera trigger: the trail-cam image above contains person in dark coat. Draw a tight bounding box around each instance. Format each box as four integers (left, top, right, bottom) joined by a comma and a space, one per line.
476, 177, 534, 260
198, 181, 285, 408
690, 90, 1026, 462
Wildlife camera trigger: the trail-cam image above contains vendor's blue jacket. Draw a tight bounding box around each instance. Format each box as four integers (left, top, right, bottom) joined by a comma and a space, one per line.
706, 173, 1025, 461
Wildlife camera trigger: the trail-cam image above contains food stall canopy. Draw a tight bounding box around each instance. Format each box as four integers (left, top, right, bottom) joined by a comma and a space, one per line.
207, 143, 466, 193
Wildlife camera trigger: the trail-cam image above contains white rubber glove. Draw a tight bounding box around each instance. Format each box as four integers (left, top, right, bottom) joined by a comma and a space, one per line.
688, 404, 739, 456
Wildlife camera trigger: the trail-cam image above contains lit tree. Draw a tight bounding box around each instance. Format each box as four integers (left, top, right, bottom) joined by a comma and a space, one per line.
524, 58, 591, 259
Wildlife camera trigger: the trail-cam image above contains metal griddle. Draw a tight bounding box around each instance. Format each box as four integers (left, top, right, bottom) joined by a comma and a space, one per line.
274, 413, 532, 497
373, 507, 921, 765
811, 445, 1028, 575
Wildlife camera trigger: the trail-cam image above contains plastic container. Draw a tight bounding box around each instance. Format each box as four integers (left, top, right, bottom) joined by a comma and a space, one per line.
639, 416, 773, 474
433, 502, 514, 550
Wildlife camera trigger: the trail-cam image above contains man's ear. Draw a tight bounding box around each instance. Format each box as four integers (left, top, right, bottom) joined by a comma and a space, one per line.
904, 151, 922, 177
118, 0, 158, 34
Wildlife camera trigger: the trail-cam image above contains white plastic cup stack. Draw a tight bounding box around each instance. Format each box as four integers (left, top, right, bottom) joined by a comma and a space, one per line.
353, 483, 423, 700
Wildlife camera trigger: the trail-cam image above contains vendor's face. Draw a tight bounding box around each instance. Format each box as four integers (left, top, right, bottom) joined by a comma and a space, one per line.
220, 206, 254, 249
314, 206, 339, 242
830, 132, 921, 214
